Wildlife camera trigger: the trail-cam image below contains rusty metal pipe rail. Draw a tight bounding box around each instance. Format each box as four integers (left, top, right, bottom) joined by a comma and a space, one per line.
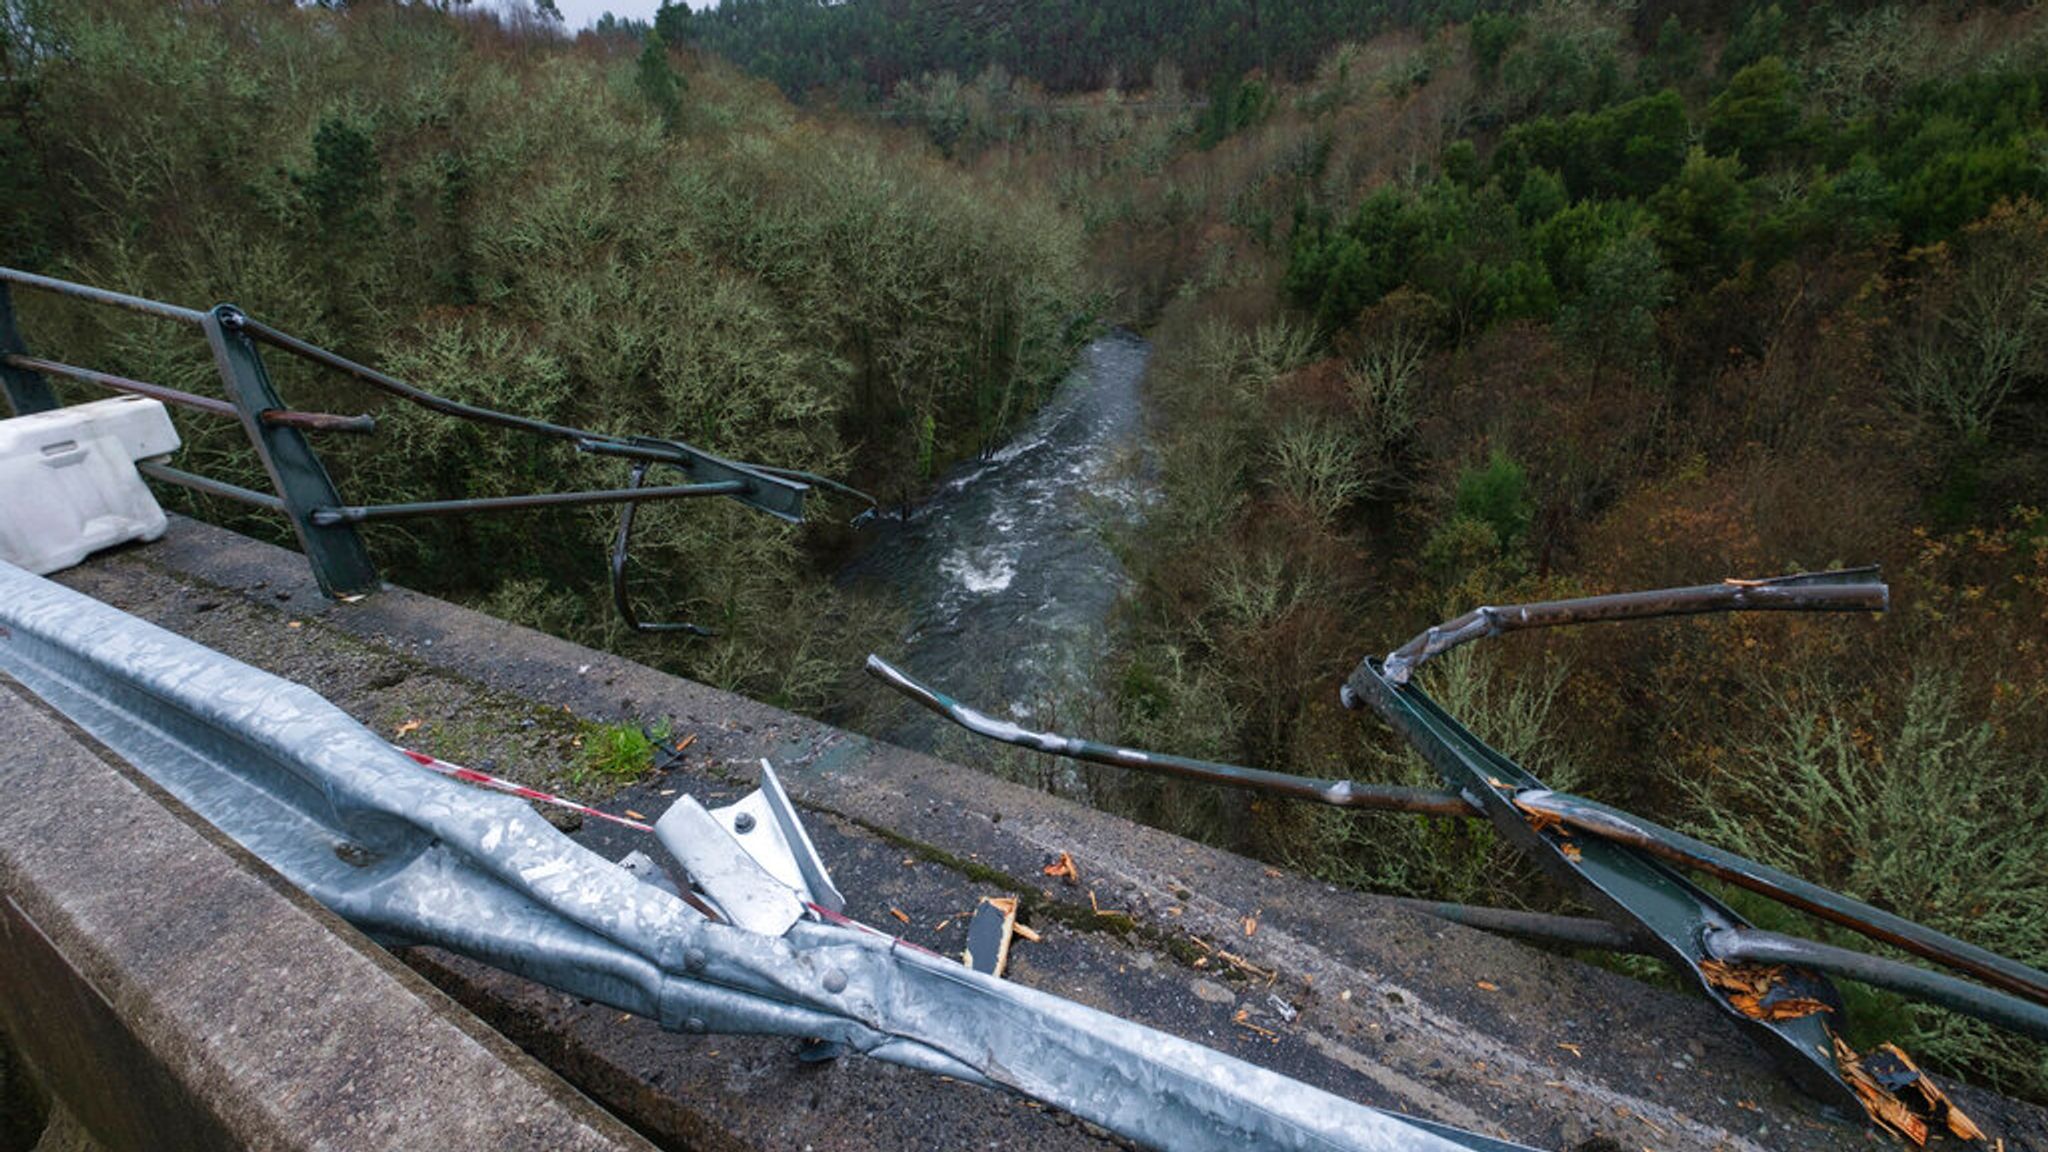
2, 267, 879, 608
237, 314, 860, 525
0, 266, 207, 326
4, 354, 375, 433
1514, 790, 2048, 1007
864, 654, 1472, 816
873, 645, 2048, 1010
872, 651, 2048, 1074
1379, 567, 1889, 684
309, 480, 747, 526
236, 313, 611, 449
1706, 928, 2048, 1042
866, 562, 2048, 1101
1393, 900, 2048, 1041
134, 462, 287, 513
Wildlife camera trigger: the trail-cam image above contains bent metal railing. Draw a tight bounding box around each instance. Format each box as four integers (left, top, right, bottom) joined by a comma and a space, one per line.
869, 571, 2041, 1141
0, 559, 1530, 1152
0, 267, 868, 622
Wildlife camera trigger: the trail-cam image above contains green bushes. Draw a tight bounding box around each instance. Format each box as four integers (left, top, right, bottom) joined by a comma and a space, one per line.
1704, 57, 1802, 164
636, 29, 686, 128
1452, 449, 1533, 549
1684, 671, 2048, 1097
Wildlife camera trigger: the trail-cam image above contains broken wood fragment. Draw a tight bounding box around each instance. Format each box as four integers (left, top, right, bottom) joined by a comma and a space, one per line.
1699, 959, 1834, 1021
963, 896, 1020, 978
1042, 851, 1080, 884
1836, 1038, 1984, 1146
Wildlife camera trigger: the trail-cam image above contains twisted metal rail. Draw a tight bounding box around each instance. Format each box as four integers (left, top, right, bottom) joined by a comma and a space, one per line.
0, 560, 1525, 1152
867, 569, 2048, 1119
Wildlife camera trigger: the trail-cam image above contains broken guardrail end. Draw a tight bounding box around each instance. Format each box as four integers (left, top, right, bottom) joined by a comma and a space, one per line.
1373, 566, 1890, 686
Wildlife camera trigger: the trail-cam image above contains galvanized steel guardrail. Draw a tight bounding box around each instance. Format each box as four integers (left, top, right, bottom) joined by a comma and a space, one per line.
0, 559, 1529, 1152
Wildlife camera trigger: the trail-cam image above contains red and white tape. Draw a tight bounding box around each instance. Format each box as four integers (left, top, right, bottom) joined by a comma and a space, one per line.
395, 746, 654, 832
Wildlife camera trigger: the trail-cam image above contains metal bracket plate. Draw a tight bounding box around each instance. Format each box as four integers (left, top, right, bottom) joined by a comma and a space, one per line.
1344, 660, 1861, 1115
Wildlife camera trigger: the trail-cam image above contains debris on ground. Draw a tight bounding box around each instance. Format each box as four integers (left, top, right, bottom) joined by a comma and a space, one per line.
1233, 1008, 1280, 1041
1042, 851, 1080, 885
1699, 959, 1834, 1021
651, 732, 695, 770
1088, 889, 1131, 923
1836, 1038, 1985, 1146
964, 896, 1020, 977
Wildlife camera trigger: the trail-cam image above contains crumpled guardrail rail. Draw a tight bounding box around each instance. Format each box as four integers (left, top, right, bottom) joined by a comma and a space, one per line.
0, 559, 1524, 1152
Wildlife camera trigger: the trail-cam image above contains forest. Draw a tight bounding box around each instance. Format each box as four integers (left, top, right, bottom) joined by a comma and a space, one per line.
700, 0, 2048, 1095
5, 0, 2046, 1102
664, 0, 1492, 96
0, 0, 1089, 713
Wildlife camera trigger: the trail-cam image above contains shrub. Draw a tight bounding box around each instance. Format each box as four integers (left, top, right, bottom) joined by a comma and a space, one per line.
1683, 671, 2048, 1096
1453, 448, 1534, 548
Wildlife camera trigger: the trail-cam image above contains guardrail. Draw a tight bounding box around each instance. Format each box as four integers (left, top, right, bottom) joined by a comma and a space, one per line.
0, 558, 1530, 1152
0, 267, 867, 617
869, 571, 2042, 1144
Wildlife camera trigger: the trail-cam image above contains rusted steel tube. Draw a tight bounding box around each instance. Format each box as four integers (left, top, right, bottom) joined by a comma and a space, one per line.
259, 408, 377, 434
135, 461, 287, 512
4, 355, 376, 433
1387, 899, 1650, 952
1398, 899, 2048, 1040
237, 315, 605, 447
309, 480, 748, 526
609, 461, 714, 636
1707, 927, 2048, 1043
1380, 568, 1889, 684
7, 354, 236, 418
1516, 789, 2048, 1009
0, 266, 207, 326
864, 655, 1473, 815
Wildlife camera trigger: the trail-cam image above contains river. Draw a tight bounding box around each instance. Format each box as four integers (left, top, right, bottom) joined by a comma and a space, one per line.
841, 331, 1154, 764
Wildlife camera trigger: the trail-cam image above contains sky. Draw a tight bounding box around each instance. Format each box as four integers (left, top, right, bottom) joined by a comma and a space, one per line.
545, 0, 683, 30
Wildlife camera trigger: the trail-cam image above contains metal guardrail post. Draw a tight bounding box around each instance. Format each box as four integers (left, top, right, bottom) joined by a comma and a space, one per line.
0, 283, 58, 415
204, 305, 378, 599
0, 267, 872, 608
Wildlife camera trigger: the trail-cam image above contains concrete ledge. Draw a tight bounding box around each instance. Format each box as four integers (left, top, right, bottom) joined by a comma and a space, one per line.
39, 518, 2048, 1152
0, 682, 651, 1152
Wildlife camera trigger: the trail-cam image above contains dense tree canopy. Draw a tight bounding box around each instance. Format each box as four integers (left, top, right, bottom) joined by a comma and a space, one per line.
663, 0, 1507, 96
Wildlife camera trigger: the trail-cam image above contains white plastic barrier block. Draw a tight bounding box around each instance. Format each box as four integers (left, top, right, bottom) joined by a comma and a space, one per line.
0, 395, 181, 575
